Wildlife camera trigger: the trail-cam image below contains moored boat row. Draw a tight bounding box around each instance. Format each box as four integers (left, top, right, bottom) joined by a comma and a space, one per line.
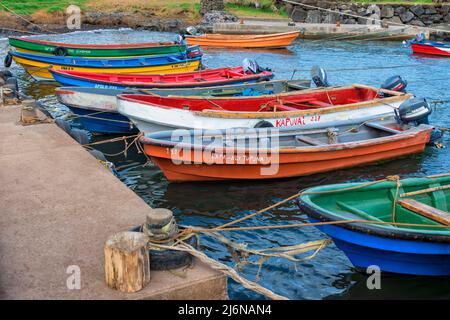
7, 31, 450, 281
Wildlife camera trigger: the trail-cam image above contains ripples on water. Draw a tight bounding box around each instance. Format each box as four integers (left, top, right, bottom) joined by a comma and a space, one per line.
5, 29, 450, 299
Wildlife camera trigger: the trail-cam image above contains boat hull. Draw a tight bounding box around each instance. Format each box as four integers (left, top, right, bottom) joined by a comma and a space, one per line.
142, 128, 430, 182
309, 218, 450, 276
50, 67, 274, 89
66, 105, 137, 134
117, 95, 408, 134
185, 31, 300, 48
411, 41, 450, 57
55, 80, 310, 122
11, 51, 202, 80
9, 37, 187, 57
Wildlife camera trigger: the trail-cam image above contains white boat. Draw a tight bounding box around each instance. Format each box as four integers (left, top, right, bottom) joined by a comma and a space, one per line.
116, 85, 417, 134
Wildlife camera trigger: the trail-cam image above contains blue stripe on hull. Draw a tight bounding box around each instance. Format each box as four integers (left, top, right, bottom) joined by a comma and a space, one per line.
311, 219, 450, 276
67, 106, 138, 134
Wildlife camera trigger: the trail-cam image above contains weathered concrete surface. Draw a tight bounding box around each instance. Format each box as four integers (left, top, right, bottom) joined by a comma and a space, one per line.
0, 105, 227, 300
213, 19, 422, 40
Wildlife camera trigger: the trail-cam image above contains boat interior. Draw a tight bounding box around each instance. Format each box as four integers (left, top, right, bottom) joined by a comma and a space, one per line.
147, 120, 414, 151
55, 67, 266, 83
121, 86, 385, 112
307, 175, 450, 232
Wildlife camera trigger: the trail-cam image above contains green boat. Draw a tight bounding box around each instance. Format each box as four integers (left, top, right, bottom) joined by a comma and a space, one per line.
298, 174, 450, 275
8, 37, 187, 57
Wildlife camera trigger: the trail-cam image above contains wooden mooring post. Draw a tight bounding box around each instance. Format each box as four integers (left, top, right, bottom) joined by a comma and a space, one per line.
104, 231, 150, 293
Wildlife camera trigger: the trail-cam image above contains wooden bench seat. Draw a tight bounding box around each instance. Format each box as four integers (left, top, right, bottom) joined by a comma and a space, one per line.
398, 198, 450, 226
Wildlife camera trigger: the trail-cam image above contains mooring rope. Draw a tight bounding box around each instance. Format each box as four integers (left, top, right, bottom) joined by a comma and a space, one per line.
0, 2, 56, 34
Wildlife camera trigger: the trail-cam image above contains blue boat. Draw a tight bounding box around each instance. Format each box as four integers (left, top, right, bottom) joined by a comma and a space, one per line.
66, 105, 138, 134
9, 48, 202, 80
298, 175, 450, 276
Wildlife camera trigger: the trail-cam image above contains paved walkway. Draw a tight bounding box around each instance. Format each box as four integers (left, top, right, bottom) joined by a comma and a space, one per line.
0, 105, 227, 299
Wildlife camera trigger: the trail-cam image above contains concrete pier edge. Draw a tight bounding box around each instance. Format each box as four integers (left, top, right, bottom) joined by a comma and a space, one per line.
0, 104, 227, 299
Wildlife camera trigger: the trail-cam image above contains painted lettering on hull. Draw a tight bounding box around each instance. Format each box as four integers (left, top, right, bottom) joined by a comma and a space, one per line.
275, 115, 321, 127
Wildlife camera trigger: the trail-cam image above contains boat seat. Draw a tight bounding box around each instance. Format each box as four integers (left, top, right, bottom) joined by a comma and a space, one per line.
398, 199, 450, 226
309, 100, 333, 107
295, 135, 324, 146
365, 122, 402, 134
275, 105, 299, 111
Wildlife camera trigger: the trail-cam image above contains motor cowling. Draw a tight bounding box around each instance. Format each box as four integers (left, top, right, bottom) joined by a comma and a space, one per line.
185, 26, 198, 36
310, 65, 330, 87
395, 97, 432, 125
242, 58, 269, 74
381, 75, 407, 94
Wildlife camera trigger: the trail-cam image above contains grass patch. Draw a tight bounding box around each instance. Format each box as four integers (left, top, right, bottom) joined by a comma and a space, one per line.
352, 0, 434, 4
0, 0, 89, 15
0, 0, 287, 20
226, 3, 287, 18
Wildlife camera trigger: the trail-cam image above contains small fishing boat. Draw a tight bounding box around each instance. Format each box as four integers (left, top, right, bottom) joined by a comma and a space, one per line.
8, 49, 202, 80
117, 85, 421, 134
8, 36, 188, 57
49, 66, 274, 89
185, 31, 300, 48
139, 120, 433, 182
55, 79, 310, 134
410, 39, 450, 57
298, 174, 450, 276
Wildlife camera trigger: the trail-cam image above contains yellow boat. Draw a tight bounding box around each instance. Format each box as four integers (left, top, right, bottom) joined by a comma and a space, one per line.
10, 51, 202, 80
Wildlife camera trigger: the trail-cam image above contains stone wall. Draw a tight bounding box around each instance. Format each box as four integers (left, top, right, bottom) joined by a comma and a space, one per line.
200, 0, 225, 15
286, 1, 450, 27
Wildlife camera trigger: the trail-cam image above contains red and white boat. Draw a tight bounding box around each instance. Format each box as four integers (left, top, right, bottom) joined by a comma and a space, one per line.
117, 85, 415, 134
410, 39, 450, 57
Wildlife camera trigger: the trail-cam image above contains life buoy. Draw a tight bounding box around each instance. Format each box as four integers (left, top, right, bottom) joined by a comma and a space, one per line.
54, 46, 68, 56
4, 53, 12, 68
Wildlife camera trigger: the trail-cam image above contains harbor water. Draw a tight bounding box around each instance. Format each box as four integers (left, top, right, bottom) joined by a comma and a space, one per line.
4, 29, 450, 299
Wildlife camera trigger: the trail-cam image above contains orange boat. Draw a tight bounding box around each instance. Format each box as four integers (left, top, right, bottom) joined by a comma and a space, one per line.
185, 31, 300, 48
140, 120, 433, 182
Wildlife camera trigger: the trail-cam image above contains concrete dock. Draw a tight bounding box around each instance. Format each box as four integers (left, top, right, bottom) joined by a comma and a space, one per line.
213, 19, 421, 40
0, 104, 227, 299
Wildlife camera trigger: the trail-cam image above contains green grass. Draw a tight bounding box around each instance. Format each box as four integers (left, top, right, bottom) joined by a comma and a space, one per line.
226, 3, 287, 19
0, 0, 89, 15
353, 0, 434, 4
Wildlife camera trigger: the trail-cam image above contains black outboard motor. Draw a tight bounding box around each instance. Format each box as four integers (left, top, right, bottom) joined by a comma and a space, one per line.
381, 75, 407, 96
395, 97, 432, 126
310, 65, 330, 87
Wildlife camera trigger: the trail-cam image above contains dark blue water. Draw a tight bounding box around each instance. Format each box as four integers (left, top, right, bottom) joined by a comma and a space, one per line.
5, 29, 450, 299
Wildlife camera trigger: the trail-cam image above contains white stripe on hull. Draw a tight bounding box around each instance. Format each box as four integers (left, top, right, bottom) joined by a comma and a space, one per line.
57, 91, 118, 112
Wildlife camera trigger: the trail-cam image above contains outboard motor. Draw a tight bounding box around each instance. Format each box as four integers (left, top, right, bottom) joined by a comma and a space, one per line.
310, 65, 330, 88
242, 58, 261, 74
395, 98, 432, 126
185, 26, 198, 36
381, 75, 407, 95
174, 34, 186, 45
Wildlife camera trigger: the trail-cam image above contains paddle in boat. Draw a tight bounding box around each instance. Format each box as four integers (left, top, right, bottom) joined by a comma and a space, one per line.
184, 30, 300, 48
406, 33, 450, 57
49, 60, 274, 89
298, 174, 450, 276
55, 79, 310, 134
8, 49, 202, 80
8, 36, 189, 57
117, 85, 429, 134
139, 119, 433, 182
